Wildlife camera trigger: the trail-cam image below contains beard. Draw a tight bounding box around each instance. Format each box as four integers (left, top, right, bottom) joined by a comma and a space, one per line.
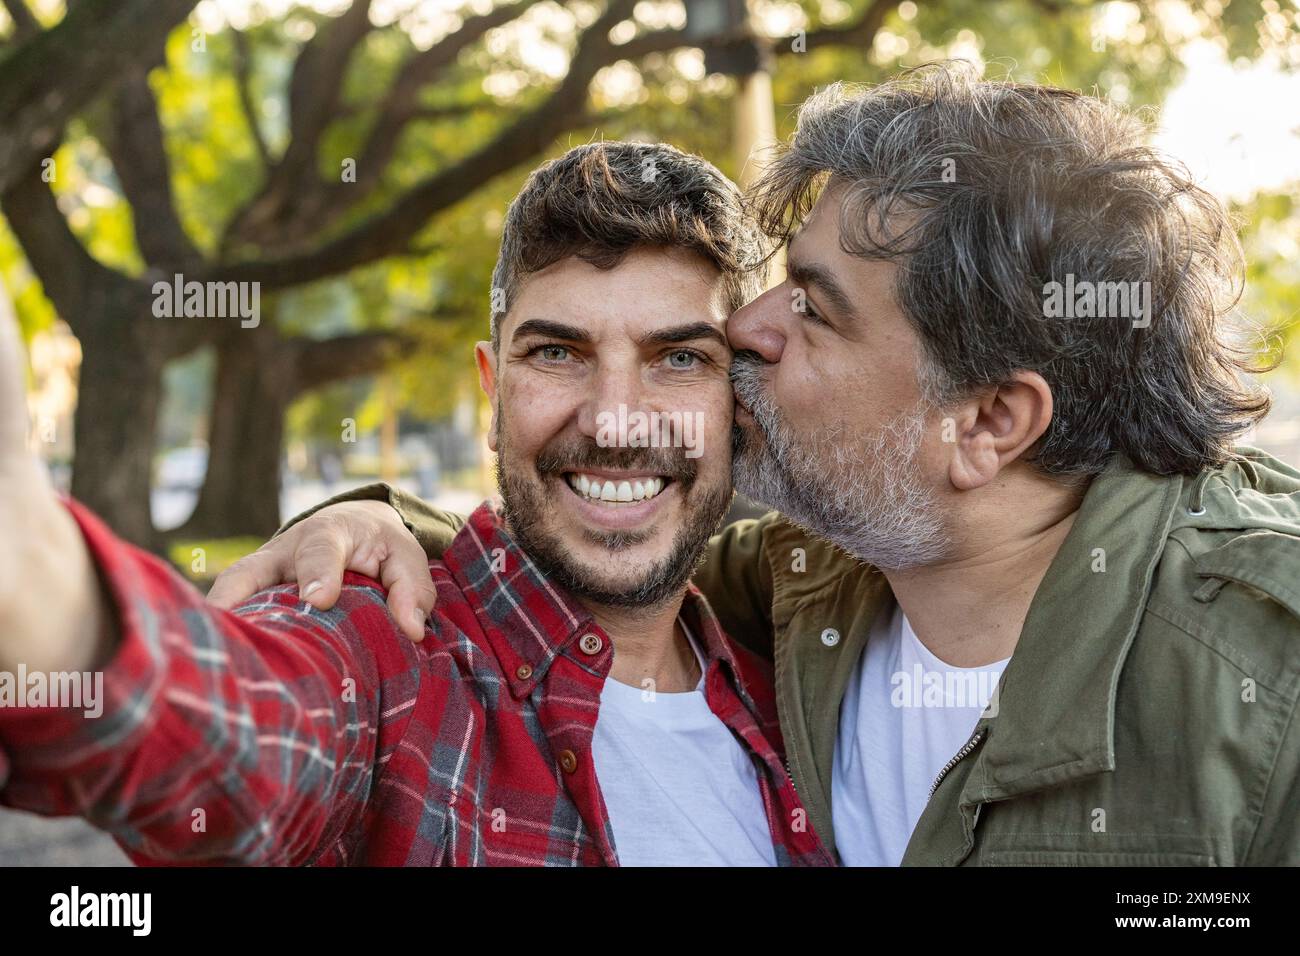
495, 405, 733, 611
729, 351, 949, 570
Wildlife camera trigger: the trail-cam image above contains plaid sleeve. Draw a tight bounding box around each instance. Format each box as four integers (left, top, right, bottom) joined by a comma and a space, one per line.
0, 500, 423, 866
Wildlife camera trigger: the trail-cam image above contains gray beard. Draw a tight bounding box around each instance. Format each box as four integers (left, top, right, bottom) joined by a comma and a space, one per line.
729, 356, 949, 570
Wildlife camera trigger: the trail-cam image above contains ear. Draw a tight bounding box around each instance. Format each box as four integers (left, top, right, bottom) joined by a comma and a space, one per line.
946, 371, 1053, 491
475, 342, 500, 453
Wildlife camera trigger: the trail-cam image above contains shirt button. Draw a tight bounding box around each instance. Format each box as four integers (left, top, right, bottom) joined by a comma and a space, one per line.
558, 749, 578, 774
578, 633, 603, 655
820, 627, 840, 647
516, 664, 533, 680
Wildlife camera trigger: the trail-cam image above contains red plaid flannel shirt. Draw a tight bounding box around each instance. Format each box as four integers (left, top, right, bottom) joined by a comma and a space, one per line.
0, 499, 832, 866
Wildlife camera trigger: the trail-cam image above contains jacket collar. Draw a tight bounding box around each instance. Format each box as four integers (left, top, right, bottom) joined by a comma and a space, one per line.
966, 457, 1183, 802
441, 500, 748, 702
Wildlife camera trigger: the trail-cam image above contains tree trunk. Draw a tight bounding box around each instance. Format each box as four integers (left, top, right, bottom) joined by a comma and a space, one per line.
173, 325, 296, 540
173, 326, 413, 541
70, 319, 167, 548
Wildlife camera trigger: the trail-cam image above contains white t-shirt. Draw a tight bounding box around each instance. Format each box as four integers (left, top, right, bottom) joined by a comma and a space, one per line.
832, 604, 1009, 866
591, 621, 778, 867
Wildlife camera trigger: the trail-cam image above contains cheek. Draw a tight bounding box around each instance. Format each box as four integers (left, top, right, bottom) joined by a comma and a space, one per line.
796, 332, 922, 425
500, 377, 574, 452
692, 382, 734, 462
772, 342, 845, 423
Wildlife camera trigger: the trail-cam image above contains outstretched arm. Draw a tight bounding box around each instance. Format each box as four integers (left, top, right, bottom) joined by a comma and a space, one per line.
0, 311, 419, 865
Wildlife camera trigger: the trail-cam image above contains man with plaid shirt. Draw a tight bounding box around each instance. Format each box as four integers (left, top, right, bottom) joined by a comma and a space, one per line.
0, 142, 831, 867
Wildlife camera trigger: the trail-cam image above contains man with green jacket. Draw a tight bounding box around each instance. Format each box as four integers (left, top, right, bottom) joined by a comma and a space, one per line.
212, 65, 1300, 865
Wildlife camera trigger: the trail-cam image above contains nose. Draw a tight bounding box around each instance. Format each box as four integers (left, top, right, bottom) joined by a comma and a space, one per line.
575, 357, 647, 441
726, 285, 788, 365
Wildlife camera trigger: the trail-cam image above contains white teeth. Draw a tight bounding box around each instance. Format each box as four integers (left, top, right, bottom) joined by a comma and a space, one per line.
566, 473, 668, 504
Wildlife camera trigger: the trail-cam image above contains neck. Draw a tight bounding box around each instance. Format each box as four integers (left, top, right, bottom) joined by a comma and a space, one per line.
582, 593, 699, 693
884, 469, 1087, 667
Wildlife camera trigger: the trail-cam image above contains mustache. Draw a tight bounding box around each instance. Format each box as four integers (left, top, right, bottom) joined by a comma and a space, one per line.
729, 350, 776, 420
533, 437, 698, 484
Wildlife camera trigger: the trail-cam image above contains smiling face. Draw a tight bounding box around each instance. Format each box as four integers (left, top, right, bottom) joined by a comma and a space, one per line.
478, 245, 735, 609
727, 185, 951, 569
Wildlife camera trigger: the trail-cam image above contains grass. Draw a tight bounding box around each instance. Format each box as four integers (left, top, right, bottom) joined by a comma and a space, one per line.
167, 537, 266, 588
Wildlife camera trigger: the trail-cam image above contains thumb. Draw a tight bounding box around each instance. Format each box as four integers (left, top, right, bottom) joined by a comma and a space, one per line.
207, 547, 291, 610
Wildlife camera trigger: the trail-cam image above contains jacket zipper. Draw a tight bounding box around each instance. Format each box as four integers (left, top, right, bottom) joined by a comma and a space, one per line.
928, 727, 986, 799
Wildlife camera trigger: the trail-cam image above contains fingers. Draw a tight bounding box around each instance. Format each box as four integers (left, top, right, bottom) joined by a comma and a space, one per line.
378, 540, 438, 643
291, 531, 351, 612
208, 544, 293, 609
205, 501, 431, 633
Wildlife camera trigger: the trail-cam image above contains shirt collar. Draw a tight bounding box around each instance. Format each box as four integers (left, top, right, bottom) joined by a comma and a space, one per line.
441, 500, 749, 701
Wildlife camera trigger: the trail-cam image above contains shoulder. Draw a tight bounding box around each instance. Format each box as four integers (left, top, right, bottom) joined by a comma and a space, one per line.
752, 512, 883, 605
1146, 451, 1300, 690
236, 563, 484, 674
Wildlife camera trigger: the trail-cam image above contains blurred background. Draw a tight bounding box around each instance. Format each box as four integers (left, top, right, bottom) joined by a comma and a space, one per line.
1, 0, 1298, 863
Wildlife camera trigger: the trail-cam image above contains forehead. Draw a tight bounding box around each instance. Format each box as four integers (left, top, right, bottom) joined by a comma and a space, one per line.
788, 186, 901, 304
503, 246, 730, 342
788, 183, 850, 259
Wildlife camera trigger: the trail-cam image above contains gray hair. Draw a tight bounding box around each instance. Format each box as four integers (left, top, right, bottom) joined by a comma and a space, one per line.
748, 62, 1272, 477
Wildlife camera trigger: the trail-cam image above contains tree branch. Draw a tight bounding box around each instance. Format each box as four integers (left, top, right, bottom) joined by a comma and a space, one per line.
614, 0, 899, 60
99, 67, 205, 269
232, 27, 272, 170
0, 0, 199, 195
216, 0, 639, 289
802, 0, 901, 49
213, 0, 900, 291
292, 329, 415, 392
1, 0, 39, 42
0, 164, 130, 328
225, 0, 549, 249
283, 0, 374, 168
347, 0, 549, 193
220, 0, 374, 248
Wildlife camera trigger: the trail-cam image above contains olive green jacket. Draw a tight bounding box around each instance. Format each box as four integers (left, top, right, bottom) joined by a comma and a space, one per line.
287, 447, 1300, 865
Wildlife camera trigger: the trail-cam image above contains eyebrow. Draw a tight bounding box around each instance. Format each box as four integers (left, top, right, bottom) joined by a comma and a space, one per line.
637, 322, 728, 349
511, 318, 727, 349
785, 246, 858, 322
510, 319, 592, 345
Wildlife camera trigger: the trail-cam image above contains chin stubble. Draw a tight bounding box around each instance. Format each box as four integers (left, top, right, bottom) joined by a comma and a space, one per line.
495, 409, 733, 609
729, 352, 949, 570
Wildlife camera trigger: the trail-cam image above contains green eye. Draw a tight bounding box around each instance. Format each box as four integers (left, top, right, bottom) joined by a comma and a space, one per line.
539, 345, 569, 361
667, 350, 698, 369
